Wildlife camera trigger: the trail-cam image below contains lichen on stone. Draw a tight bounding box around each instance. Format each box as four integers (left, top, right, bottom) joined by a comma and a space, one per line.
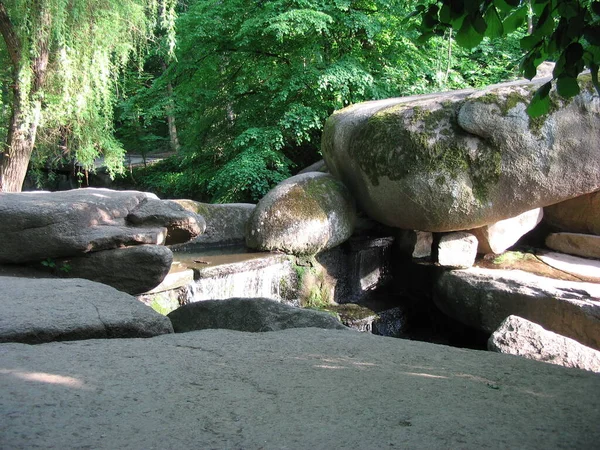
350, 99, 500, 202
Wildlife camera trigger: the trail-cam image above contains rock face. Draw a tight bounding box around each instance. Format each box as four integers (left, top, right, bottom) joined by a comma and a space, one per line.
64, 245, 174, 295
545, 232, 600, 260
434, 267, 600, 350
2, 329, 600, 449
544, 190, 600, 235
246, 172, 356, 255
168, 297, 348, 332
489, 315, 600, 373
395, 229, 433, 259
536, 251, 600, 283
0, 275, 173, 344
322, 77, 600, 231
471, 208, 543, 254
0, 188, 204, 263
173, 200, 255, 245
437, 232, 478, 269
126, 198, 206, 245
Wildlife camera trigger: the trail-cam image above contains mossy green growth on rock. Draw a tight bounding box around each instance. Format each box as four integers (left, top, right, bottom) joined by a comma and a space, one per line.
350, 100, 501, 202
246, 172, 356, 256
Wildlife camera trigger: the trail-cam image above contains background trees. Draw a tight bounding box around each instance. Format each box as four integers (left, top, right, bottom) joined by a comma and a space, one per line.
121, 0, 523, 202
0, 0, 175, 192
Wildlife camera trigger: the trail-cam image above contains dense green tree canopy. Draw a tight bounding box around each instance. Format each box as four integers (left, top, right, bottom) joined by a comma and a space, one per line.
122, 0, 524, 202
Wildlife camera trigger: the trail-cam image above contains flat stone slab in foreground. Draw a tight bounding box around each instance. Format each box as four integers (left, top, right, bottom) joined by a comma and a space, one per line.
0, 276, 173, 344
2, 329, 599, 449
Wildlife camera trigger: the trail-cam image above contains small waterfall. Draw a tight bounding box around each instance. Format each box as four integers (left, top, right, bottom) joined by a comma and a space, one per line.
192, 255, 295, 302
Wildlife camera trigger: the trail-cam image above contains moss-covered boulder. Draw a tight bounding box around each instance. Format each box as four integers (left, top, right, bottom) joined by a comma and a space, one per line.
246, 172, 356, 255
322, 76, 600, 232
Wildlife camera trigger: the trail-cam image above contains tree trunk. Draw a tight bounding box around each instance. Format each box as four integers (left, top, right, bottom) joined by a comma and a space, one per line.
160, 59, 180, 152
0, 1, 49, 192
166, 81, 181, 152
0, 87, 40, 192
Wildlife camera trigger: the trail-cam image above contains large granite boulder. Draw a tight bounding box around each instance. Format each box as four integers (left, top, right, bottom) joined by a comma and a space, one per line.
167, 297, 348, 332
246, 172, 356, 255
544, 190, 600, 235
489, 315, 600, 373
0, 188, 205, 263
0, 275, 173, 344
322, 76, 600, 231
434, 267, 600, 350
172, 200, 255, 245
64, 245, 174, 295
2, 329, 600, 449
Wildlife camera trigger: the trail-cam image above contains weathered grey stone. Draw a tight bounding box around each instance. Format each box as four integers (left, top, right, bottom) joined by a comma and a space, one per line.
167, 297, 348, 332
438, 232, 478, 269
127, 199, 206, 245
537, 251, 600, 282
471, 208, 543, 254
322, 76, 600, 232
246, 172, 356, 255
545, 232, 600, 260
544, 190, 600, 235
0, 188, 201, 264
65, 245, 174, 295
489, 315, 600, 373
2, 329, 600, 449
172, 200, 255, 245
395, 229, 433, 259
298, 159, 328, 174
0, 188, 161, 263
434, 267, 600, 350
0, 275, 173, 344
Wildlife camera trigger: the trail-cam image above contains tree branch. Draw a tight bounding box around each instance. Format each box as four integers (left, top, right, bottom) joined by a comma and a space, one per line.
0, 1, 21, 69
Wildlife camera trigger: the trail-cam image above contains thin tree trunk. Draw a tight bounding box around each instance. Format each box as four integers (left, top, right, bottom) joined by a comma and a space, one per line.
161, 59, 180, 152
166, 81, 180, 152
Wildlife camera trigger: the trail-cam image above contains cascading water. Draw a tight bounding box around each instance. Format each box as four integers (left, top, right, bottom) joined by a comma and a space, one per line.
192, 256, 295, 301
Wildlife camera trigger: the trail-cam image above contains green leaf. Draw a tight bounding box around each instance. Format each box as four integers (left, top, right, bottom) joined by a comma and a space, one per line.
503, 6, 527, 33
565, 42, 584, 65
520, 34, 540, 50
456, 16, 485, 49
527, 82, 552, 118
485, 7, 504, 38
584, 25, 600, 45
556, 75, 580, 97
472, 11, 488, 35
557, 1, 579, 19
